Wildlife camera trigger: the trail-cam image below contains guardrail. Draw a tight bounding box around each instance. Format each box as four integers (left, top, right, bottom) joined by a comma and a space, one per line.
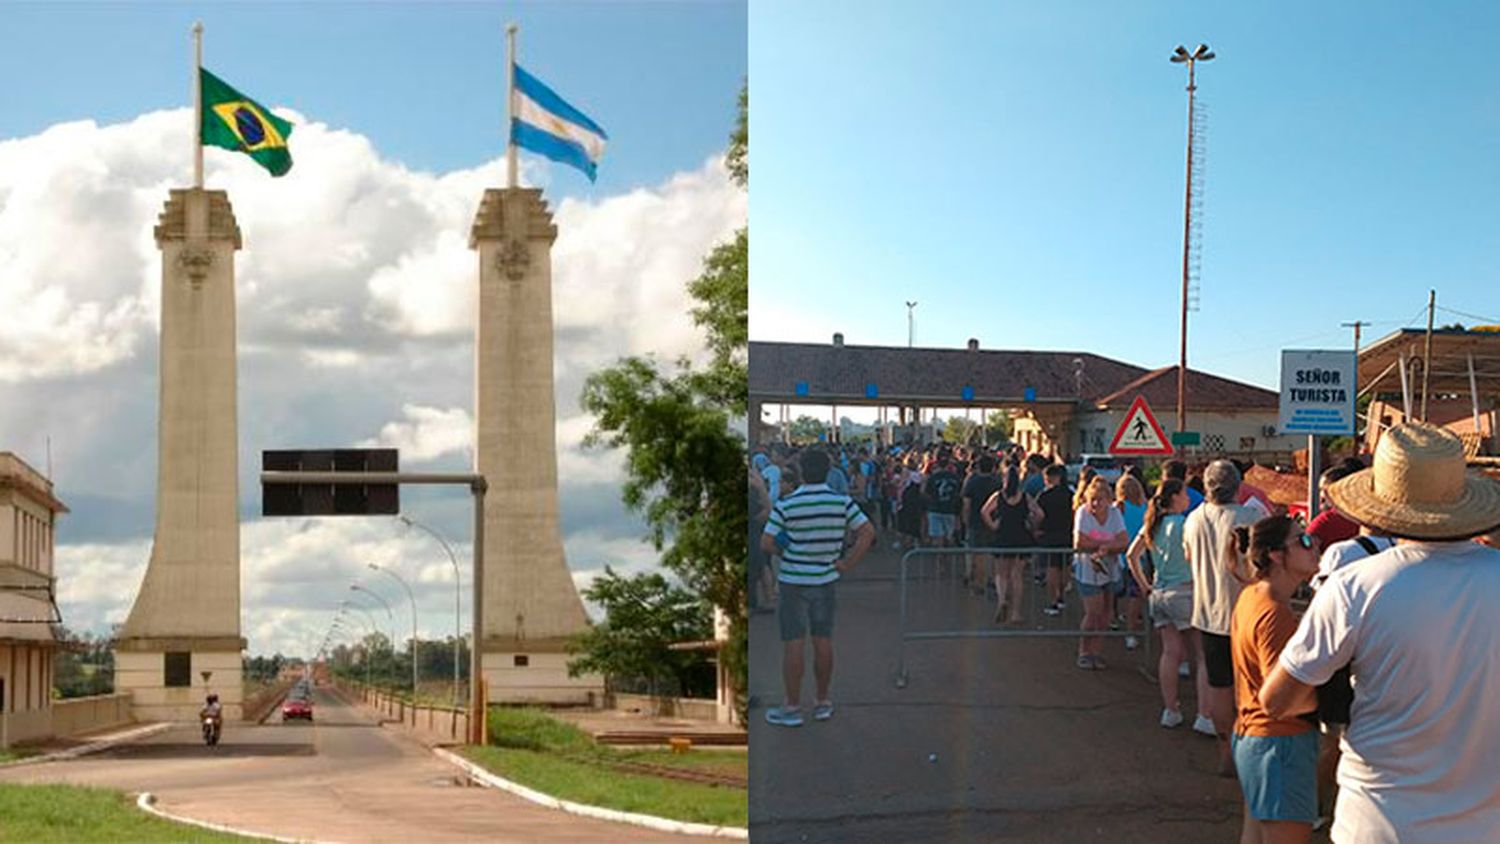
337, 679, 470, 744
894, 545, 1154, 688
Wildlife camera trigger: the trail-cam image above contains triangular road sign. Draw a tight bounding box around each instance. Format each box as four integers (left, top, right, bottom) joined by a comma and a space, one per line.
1108, 395, 1174, 456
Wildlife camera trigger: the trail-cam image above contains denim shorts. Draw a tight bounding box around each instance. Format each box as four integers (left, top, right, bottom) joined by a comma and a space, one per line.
1075, 579, 1109, 598
779, 583, 837, 641
1231, 731, 1319, 823
926, 512, 957, 539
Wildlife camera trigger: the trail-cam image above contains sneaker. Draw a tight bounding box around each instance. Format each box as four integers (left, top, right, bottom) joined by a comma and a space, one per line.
1109, 617, 1123, 631
1192, 714, 1217, 737
1043, 602, 1063, 617
1160, 708, 1184, 729
1076, 654, 1093, 670
1125, 635, 1139, 651
812, 701, 834, 721
1178, 660, 1191, 678
765, 706, 804, 727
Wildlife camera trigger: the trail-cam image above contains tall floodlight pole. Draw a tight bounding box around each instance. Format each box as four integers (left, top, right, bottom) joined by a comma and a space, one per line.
1170, 43, 1214, 442
370, 563, 420, 696
399, 515, 463, 707
906, 301, 917, 347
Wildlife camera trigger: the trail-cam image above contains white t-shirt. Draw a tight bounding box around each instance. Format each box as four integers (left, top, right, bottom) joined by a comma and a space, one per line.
1073, 505, 1125, 586
1312, 535, 1395, 591
1182, 501, 1259, 635
1278, 541, 1500, 844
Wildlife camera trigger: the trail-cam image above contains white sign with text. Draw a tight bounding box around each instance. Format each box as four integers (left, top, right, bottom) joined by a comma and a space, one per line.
1279, 349, 1357, 436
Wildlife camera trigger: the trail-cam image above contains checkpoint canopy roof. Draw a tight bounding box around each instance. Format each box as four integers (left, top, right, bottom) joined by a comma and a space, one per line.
1357, 327, 1500, 397
748, 338, 1280, 410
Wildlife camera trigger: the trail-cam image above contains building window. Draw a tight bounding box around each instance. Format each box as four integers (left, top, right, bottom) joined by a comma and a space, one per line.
0, 676, 5, 713
164, 652, 192, 687
513, 655, 529, 667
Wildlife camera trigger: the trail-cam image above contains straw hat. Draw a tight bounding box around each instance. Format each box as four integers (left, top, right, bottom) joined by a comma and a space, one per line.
1326, 423, 1500, 540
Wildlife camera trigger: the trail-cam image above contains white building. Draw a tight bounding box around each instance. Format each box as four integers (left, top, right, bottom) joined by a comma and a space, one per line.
0, 452, 67, 748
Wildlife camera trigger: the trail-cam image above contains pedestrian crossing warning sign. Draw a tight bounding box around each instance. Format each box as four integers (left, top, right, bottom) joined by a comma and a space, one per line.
1107, 396, 1174, 456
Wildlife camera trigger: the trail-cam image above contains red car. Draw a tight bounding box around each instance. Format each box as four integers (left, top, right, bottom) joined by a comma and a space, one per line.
281, 697, 313, 721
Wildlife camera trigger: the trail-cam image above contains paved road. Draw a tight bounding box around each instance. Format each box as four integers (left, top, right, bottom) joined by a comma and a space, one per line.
1, 686, 681, 842
749, 540, 1245, 842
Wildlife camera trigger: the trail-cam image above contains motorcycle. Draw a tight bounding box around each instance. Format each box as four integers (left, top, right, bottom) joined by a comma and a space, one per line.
201, 712, 222, 746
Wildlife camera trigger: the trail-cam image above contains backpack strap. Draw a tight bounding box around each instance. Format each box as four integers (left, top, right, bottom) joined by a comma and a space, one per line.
1354, 535, 1380, 556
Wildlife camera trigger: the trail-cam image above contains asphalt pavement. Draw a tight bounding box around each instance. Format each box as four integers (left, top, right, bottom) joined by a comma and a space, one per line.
1, 685, 682, 842
749, 538, 1245, 843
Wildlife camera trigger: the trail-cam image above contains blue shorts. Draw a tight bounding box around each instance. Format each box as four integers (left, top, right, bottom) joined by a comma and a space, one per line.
1231, 731, 1319, 823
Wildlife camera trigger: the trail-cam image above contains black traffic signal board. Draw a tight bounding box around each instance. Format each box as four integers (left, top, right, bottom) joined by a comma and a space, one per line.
261, 449, 399, 516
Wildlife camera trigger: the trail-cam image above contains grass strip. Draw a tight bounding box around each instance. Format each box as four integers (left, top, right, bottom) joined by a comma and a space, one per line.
465, 707, 746, 826
0, 783, 253, 842
461, 744, 747, 828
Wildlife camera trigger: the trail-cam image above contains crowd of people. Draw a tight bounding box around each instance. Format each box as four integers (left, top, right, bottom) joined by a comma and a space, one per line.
752, 424, 1500, 842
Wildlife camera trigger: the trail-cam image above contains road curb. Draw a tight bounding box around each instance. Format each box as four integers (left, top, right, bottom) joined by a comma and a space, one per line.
0, 722, 173, 768
432, 746, 749, 840
136, 792, 329, 843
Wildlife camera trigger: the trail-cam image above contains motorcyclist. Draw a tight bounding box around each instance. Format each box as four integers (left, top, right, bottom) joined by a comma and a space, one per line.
200, 692, 223, 744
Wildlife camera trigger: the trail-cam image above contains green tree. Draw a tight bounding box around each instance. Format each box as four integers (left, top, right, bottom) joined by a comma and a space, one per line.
566, 567, 713, 696
985, 410, 1015, 445
788, 414, 828, 444
580, 83, 749, 722
941, 415, 979, 444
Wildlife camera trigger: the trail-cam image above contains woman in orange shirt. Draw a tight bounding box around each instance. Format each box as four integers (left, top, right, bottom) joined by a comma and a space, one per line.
1228, 515, 1321, 844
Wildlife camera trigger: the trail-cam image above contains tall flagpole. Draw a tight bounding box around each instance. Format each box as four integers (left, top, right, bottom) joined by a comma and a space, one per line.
192, 21, 204, 189
506, 23, 518, 189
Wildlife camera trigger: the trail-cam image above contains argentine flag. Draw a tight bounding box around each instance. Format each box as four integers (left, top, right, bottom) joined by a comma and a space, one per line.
511, 64, 608, 182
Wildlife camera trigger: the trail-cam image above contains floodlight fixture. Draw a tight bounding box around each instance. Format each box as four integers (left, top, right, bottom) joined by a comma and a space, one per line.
1171, 45, 1190, 62
1195, 44, 1215, 61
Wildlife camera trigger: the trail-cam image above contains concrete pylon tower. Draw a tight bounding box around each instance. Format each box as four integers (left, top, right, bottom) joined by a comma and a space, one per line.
470, 188, 600, 703
115, 189, 246, 721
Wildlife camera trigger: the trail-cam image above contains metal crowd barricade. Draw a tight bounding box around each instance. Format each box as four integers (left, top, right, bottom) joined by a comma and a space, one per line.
894, 544, 1154, 688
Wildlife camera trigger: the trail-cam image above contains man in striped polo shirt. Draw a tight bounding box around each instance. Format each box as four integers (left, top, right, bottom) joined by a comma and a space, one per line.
760, 449, 875, 727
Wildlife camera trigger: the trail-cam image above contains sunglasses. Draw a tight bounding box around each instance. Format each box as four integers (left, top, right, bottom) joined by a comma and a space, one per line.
1291, 533, 1315, 550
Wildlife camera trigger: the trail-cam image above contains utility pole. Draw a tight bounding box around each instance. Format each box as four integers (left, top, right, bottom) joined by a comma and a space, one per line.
1421, 290, 1436, 422
1343, 320, 1371, 441
1170, 43, 1214, 444
905, 301, 917, 348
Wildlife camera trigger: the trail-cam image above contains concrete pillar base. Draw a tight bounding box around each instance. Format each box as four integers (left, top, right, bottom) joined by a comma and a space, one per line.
480, 651, 602, 705
114, 650, 243, 722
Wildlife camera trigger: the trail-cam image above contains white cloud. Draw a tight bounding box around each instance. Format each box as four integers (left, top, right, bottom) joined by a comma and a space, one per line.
358, 405, 474, 464
3, 107, 742, 656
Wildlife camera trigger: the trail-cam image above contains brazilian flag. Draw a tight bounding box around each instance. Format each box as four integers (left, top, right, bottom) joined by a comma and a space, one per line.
200, 68, 293, 177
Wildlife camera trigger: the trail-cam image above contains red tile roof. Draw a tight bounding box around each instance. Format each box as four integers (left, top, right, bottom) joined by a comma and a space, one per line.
1092, 365, 1280, 412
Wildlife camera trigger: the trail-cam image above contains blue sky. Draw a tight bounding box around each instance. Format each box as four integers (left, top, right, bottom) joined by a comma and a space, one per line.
750, 2, 1500, 392
1, 1, 746, 197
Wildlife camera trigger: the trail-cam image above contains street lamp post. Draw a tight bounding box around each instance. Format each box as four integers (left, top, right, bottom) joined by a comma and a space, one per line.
349, 585, 397, 687
333, 611, 374, 687
1170, 42, 1214, 443
398, 515, 463, 707
370, 563, 420, 698
346, 592, 394, 686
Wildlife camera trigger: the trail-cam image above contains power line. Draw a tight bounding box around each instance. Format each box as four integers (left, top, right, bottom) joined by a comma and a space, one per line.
1436, 304, 1500, 325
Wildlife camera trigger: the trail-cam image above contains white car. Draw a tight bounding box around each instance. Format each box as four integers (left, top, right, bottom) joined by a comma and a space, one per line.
1068, 454, 1124, 486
